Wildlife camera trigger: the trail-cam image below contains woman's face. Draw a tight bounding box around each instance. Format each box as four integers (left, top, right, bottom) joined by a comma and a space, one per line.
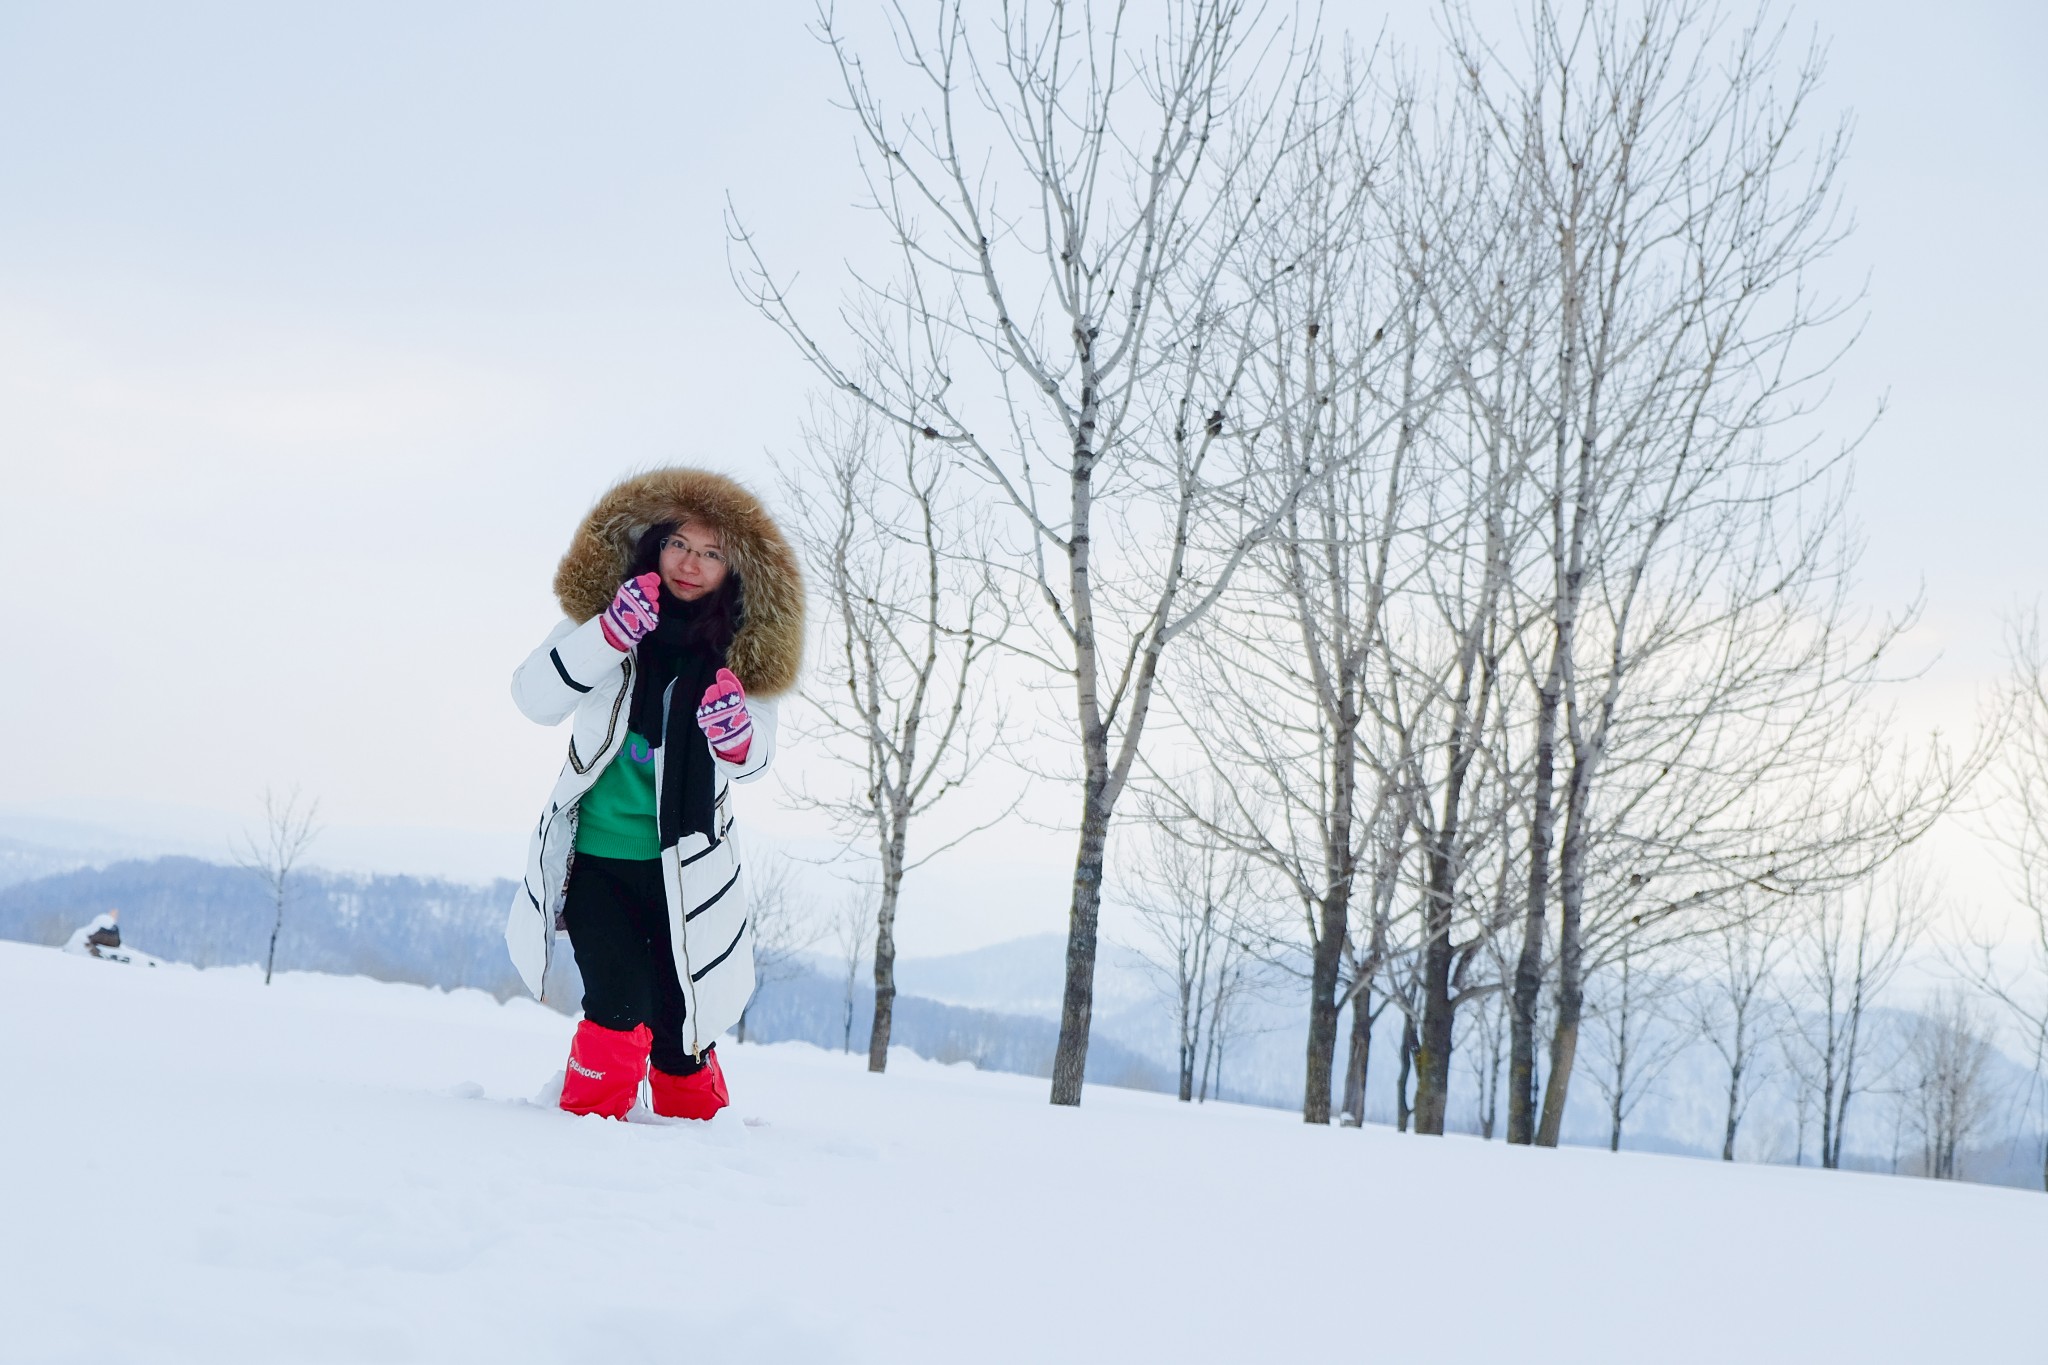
658, 520, 729, 602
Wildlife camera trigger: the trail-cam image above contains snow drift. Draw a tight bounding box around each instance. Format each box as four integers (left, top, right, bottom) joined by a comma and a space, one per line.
1, 940, 2039, 1364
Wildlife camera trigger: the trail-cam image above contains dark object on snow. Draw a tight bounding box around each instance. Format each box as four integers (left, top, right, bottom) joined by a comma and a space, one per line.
63, 910, 160, 967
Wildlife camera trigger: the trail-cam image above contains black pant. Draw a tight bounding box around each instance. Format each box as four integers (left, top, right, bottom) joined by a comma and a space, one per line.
562, 853, 709, 1077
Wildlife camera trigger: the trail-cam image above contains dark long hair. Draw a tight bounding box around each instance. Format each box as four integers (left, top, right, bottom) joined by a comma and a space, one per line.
627, 521, 744, 658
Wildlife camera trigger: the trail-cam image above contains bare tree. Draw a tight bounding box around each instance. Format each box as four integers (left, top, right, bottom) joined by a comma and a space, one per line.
1196, 922, 1268, 1104
734, 0, 1336, 1105
1780, 874, 1929, 1169
1961, 610, 2048, 1189
831, 888, 878, 1055
736, 854, 821, 1045
1583, 942, 1690, 1151
1146, 56, 1544, 1133
1691, 902, 1789, 1160
1901, 988, 1999, 1181
1460, 967, 1512, 1138
1423, 0, 1971, 1151
1367, 73, 1549, 1139
782, 389, 1011, 1073
1338, 811, 1409, 1127
236, 787, 320, 987
1121, 795, 1256, 1102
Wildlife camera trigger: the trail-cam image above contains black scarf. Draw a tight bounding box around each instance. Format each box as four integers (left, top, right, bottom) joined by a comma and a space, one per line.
627, 589, 728, 849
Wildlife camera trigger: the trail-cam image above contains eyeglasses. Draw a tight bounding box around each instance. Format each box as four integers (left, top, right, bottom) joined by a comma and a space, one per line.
660, 536, 726, 565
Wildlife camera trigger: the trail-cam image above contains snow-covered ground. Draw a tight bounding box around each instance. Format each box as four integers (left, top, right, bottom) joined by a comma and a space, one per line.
3, 941, 2040, 1364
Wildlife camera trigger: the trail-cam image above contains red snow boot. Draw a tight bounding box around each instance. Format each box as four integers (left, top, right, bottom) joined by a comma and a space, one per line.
649, 1049, 729, 1120
559, 1020, 651, 1119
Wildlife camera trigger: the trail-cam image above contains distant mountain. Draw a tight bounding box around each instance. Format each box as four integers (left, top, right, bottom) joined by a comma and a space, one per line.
741, 963, 1174, 1093
0, 856, 527, 998
0, 856, 1173, 1095
5, 854, 2038, 1187
831, 934, 2048, 1184
884, 932, 1311, 1108
893, 932, 1073, 1015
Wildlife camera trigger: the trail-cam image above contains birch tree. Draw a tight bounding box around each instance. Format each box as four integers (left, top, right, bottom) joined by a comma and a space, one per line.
781, 391, 1011, 1073
1691, 901, 1788, 1160
735, 855, 820, 1044
1429, 0, 1962, 1147
236, 786, 320, 987
1901, 988, 1999, 1181
1583, 941, 1690, 1150
735, 0, 1335, 1104
1122, 797, 1254, 1103
1961, 612, 2048, 1188
1781, 874, 1928, 1169
832, 889, 877, 1055
1144, 67, 1422, 1123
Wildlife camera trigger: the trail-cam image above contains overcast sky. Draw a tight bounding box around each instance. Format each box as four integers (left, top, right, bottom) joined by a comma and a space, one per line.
1, 2, 2042, 953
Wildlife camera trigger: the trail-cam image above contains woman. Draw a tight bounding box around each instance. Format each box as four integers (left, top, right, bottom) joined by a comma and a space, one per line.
505, 468, 804, 1120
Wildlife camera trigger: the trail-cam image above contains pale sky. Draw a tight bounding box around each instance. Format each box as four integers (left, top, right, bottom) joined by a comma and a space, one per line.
1, 2, 2042, 954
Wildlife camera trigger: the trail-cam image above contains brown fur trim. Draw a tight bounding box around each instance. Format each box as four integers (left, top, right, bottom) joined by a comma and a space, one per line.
552, 468, 805, 698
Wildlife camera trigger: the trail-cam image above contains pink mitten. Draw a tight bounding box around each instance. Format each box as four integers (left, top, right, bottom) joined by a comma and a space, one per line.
695, 667, 753, 762
600, 573, 662, 652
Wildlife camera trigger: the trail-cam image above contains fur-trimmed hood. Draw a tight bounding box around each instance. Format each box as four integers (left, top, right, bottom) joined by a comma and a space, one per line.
552, 468, 804, 698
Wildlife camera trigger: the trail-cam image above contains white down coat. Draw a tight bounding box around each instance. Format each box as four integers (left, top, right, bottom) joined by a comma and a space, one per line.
504, 613, 777, 1052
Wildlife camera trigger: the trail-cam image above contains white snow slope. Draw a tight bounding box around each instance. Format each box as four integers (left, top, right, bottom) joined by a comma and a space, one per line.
3, 941, 2041, 1365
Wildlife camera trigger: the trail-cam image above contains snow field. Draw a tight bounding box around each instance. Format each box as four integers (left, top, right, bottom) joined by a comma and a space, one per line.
2, 939, 2041, 1364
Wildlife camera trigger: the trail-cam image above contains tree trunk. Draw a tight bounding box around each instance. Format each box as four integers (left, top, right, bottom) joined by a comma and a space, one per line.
1539, 998, 1582, 1149
1302, 890, 1349, 1124
1536, 740, 1595, 1147
1535, 896, 1583, 1149
1302, 693, 1360, 1123
1395, 1013, 1418, 1133
1480, 1037, 1499, 1139
1411, 557, 1494, 1136
1198, 957, 1226, 1102
264, 897, 284, 986
1198, 1019, 1216, 1102
867, 939, 896, 1071
1177, 974, 1197, 1101
1340, 986, 1372, 1126
1048, 346, 1112, 1109
1720, 1003, 1747, 1161
1178, 943, 1203, 1102
1607, 960, 1630, 1152
1050, 791, 1112, 1106
867, 849, 905, 1073
1721, 1061, 1742, 1161
1823, 1002, 1862, 1170
1412, 925, 1455, 1135
1507, 702, 1557, 1143
1413, 806, 1472, 1136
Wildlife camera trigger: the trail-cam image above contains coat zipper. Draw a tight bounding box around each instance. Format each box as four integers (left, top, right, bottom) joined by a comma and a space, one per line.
536, 655, 633, 952
567, 656, 633, 776
672, 839, 705, 1060
650, 674, 707, 1059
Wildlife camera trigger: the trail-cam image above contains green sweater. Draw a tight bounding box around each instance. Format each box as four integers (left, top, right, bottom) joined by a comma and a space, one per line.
574, 730, 660, 860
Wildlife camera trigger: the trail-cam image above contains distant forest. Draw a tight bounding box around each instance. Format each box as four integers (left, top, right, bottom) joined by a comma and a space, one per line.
0, 856, 1170, 1093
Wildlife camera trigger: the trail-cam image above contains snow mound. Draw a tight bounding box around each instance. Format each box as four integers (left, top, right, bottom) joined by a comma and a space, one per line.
0, 940, 2039, 1364
62, 909, 164, 967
